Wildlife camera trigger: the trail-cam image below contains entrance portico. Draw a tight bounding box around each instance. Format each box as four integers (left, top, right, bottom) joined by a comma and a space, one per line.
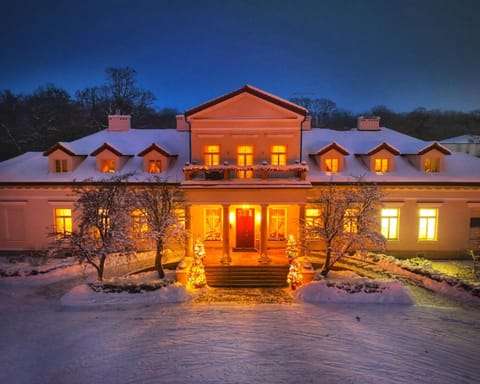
183, 188, 307, 266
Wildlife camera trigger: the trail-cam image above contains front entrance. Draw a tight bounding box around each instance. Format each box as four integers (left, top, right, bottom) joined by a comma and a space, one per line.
235, 208, 255, 250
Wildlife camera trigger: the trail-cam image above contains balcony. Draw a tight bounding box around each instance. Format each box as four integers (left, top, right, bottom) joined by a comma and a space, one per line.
182, 162, 308, 182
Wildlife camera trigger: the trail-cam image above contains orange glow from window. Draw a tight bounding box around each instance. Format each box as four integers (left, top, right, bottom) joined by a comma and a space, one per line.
204, 145, 220, 166
325, 158, 338, 173
148, 159, 162, 173
55, 208, 72, 237
101, 159, 115, 173
424, 158, 439, 173
271, 145, 287, 166
374, 158, 388, 173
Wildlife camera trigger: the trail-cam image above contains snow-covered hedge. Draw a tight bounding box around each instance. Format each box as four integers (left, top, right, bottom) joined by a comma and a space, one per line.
363, 253, 480, 298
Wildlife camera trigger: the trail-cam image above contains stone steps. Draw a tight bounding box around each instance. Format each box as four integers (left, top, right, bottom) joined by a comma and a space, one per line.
205, 265, 289, 288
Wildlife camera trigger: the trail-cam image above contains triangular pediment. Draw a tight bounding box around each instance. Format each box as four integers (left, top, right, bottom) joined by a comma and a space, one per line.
185, 85, 307, 120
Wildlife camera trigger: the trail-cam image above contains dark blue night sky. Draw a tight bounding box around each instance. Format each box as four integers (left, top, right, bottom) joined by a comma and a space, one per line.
1, 0, 479, 113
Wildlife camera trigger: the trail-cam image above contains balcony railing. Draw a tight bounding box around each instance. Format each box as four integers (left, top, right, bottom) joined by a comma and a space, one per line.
182, 162, 308, 181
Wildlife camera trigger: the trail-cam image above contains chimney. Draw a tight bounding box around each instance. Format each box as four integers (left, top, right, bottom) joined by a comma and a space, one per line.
357, 116, 380, 131
108, 115, 131, 131
176, 114, 189, 131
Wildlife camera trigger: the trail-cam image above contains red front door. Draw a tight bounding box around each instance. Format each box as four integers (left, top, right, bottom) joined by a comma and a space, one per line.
236, 208, 255, 249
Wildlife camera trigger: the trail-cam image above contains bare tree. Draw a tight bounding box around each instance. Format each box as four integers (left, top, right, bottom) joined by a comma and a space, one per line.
303, 181, 386, 277
135, 177, 186, 278
50, 174, 136, 281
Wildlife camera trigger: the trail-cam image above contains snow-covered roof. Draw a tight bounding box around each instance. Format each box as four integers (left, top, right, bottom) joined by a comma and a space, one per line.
440, 134, 480, 144
1, 126, 480, 185
303, 128, 480, 184
0, 128, 188, 183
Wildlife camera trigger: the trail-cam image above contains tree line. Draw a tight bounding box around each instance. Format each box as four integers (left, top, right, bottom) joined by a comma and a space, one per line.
290, 96, 480, 140
0, 67, 178, 161
1, 67, 479, 162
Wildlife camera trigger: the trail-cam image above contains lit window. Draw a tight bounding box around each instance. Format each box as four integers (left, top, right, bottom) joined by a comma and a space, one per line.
374, 158, 389, 173
55, 159, 68, 173
381, 208, 399, 240
101, 159, 115, 173
305, 208, 321, 238
237, 145, 254, 178
269, 208, 286, 240
205, 208, 222, 240
98, 208, 110, 228
131, 210, 148, 239
204, 145, 220, 166
55, 208, 72, 238
148, 159, 162, 173
418, 208, 438, 241
344, 208, 358, 233
325, 158, 338, 173
424, 158, 439, 173
271, 145, 287, 166
175, 208, 186, 228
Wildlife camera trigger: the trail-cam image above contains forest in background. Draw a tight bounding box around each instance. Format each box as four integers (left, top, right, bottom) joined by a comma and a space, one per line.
1, 67, 479, 162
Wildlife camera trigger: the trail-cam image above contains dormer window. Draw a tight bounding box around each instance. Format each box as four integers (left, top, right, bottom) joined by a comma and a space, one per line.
424, 157, 440, 173
101, 159, 115, 173
148, 159, 162, 173
91, 143, 127, 173
325, 158, 339, 173
55, 159, 68, 173
311, 142, 349, 174
414, 142, 451, 173
374, 158, 389, 173
138, 143, 178, 174
44, 142, 85, 173
271, 145, 287, 166
357, 142, 399, 174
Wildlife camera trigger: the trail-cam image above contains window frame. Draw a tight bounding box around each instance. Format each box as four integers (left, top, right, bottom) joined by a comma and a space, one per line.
54, 208, 72, 238
101, 159, 116, 173
204, 145, 220, 166
343, 208, 358, 234
418, 208, 438, 241
55, 159, 68, 173
271, 145, 287, 166
269, 207, 286, 240
381, 208, 399, 240
148, 159, 162, 173
424, 157, 440, 173
204, 207, 222, 241
131, 209, 149, 240
325, 158, 339, 173
374, 158, 389, 173
237, 145, 254, 178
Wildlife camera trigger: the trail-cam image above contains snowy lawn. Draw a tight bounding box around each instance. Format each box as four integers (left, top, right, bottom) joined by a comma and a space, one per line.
1, 257, 480, 384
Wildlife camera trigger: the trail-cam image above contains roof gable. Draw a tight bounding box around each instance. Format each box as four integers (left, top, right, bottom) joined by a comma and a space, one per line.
43, 142, 77, 157
90, 142, 125, 157
365, 142, 401, 156
418, 142, 451, 155
184, 85, 307, 118
138, 143, 177, 157
314, 142, 350, 156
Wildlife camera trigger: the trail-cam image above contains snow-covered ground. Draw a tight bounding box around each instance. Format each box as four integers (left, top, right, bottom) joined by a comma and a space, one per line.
1, 258, 480, 384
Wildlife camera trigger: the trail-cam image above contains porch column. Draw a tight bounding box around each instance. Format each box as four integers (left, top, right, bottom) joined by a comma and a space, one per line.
298, 204, 305, 257
185, 204, 193, 257
222, 204, 230, 258
261, 204, 268, 256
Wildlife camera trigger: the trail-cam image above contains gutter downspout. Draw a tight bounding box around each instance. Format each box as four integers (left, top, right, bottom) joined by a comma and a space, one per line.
299, 114, 308, 162
185, 116, 192, 164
